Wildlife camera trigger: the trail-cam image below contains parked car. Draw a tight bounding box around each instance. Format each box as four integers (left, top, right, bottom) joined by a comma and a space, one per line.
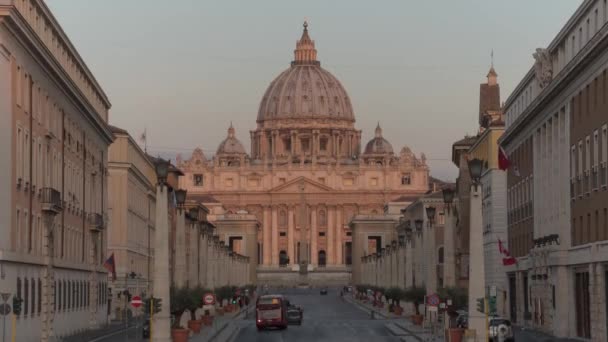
320, 287, 328, 295
142, 319, 150, 338
488, 317, 514, 342
287, 306, 303, 325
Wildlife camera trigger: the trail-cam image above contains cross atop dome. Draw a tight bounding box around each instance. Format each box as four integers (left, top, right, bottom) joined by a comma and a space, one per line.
293, 20, 319, 65
227, 121, 235, 138
375, 122, 383, 138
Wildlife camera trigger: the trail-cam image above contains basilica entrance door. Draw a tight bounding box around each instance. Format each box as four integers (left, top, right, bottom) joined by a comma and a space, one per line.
318, 250, 326, 267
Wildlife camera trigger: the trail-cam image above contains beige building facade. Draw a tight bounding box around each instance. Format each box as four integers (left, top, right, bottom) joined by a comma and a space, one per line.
0, 0, 113, 340
179, 23, 430, 282
107, 126, 156, 317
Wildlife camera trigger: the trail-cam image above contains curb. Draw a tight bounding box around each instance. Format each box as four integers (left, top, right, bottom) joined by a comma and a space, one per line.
207, 306, 252, 342
343, 295, 388, 319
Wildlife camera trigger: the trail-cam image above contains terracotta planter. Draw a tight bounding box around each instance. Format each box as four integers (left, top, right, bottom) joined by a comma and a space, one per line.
171, 328, 189, 342
411, 314, 423, 325
394, 306, 403, 316
217, 308, 224, 316
446, 328, 464, 342
201, 315, 214, 326
188, 319, 202, 334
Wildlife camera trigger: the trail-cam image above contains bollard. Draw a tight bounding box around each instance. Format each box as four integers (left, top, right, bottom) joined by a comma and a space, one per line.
371, 310, 375, 320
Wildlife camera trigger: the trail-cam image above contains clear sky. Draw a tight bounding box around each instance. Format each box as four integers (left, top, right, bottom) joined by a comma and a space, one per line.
47, 0, 581, 181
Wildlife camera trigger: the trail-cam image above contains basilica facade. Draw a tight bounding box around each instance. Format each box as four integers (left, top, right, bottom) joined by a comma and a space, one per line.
178, 23, 430, 274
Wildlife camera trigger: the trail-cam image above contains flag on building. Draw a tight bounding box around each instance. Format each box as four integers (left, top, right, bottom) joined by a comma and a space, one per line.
498, 239, 517, 266
498, 145, 510, 171
103, 253, 117, 281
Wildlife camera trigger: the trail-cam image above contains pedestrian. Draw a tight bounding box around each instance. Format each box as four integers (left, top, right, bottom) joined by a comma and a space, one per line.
239, 297, 243, 309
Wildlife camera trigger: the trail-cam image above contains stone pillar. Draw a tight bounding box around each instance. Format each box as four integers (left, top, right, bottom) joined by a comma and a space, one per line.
271, 206, 279, 266
174, 210, 187, 287
467, 185, 487, 341
405, 240, 413, 288
287, 206, 295, 265
443, 207, 456, 287
152, 185, 171, 342
327, 206, 335, 265
424, 208, 437, 295
41, 214, 56, 342
290, 131, 296, 155
311, 205, 318, 265
263, 206, 271, 265
397, 246, 405, 288
351, 223, 362, 285
200, 231, 207, 287
336, 206, 343, 265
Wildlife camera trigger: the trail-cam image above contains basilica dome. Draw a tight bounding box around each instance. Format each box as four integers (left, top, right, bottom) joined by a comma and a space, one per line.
364, 123, 394, 155
216, 123, 246, 155
257, 22, 355, 124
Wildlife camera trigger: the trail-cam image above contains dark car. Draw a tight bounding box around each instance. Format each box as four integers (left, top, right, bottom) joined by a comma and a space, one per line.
287, 307, 303, 325
320, 287, 328, 295
142, 319, 150, 338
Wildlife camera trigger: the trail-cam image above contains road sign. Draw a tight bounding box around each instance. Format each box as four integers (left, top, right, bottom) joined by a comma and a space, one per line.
0, 293, 10, 303
130, 295, 142, 308
203, 293, 216, 305
0, 304, 11, 315
427, 293, 440, 307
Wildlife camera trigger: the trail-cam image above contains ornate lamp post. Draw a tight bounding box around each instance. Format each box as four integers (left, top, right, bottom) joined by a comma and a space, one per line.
174, 189, 187, 287
152, 158, 171, 342
466, 158, 487, 341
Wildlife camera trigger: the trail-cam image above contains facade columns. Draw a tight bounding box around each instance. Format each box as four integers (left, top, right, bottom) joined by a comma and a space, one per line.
152, 186, 171, 342
467, 185, 487, 341
405, 240, 413, 288
311, 205, 318, 265
263, 206, 271, 265
336, 205, 343, 265
327, 206, 335, 265
174, 210, 187, 287
288, 206, 295, 265
271, 206, 279, 266
424, 207, 437, 295
443, 207, 456, 287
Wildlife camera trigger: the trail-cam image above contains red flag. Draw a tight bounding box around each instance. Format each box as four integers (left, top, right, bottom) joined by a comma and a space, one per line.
498, 145, 510, 171
498, 239, 517, 266
103, 253, 117, 281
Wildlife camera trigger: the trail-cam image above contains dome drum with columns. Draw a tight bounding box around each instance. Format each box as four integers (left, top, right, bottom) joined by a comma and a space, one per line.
178, 22, 430, 274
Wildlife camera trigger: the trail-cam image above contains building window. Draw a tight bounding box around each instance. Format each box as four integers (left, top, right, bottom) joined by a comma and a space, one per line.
319, 210, 327, 226
279, 232, 286, 237
320, 137, 328, 151
301, 138, 310, 153
317, 177, 325, 184
224, 178, 233, 187
279, 210, 287, 227
37, 279, 41, 314
194, 174, 203, 186
24, 278, 28, 316
343, 177, 354, 186
319, 232, 326, 237
401, 174, 411, 185
31, 278, 35, 315
346, 232, 352, 237
438, 246, 444, 264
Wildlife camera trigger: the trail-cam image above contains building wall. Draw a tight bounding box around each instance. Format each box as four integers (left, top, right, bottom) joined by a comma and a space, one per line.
0, 1, 113, 339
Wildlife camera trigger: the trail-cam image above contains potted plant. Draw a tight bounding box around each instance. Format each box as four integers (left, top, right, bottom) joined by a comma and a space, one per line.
170, 286, 191, 342
404, 286, 425, 325
389, 287, 404, 316
375, 287, 385, 308
186, 286, 205, 334
438, 286, 467, 342
385, 287, 396, 312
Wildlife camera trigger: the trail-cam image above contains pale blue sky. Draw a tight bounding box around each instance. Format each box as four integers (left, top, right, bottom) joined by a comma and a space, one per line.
47, 0, 581, 181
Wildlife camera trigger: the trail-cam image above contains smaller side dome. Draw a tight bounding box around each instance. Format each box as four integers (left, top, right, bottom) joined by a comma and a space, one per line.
216, 123, 246, 155
364, 123, 394, 155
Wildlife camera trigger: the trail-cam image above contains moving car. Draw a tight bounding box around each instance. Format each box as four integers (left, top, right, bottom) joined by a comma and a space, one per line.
287, 306, 303, 325
488, 317, 514, 342
256, 295, 288, 331
320, 287, 328, 295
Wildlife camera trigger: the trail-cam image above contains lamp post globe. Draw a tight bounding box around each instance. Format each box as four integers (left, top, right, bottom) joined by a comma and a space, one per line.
442, 188, 455, 205
468, 158, 484, 184
175, 189, 187, 207
425, 206, 436, 223
154, 158, 170, 184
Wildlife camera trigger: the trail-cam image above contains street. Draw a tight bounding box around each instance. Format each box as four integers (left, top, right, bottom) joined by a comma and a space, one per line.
232, 287, 401, 342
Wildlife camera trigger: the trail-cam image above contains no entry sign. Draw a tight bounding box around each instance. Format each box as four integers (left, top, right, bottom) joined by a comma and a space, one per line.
426, 293, 440, 307
203, 293, 216, 305
130, 295, 142, 308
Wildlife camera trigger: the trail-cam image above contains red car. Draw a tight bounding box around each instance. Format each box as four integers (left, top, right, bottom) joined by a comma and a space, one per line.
256, 294, 288, 331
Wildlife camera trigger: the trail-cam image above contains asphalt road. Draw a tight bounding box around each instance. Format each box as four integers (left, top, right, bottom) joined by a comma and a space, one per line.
231, 287, 401, 342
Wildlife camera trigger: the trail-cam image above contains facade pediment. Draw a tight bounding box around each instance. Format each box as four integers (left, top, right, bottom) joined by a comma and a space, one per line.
269, 176, 335, 193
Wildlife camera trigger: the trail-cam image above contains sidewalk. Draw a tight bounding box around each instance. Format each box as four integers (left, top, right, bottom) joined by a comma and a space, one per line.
344, 294, 444, 341
190, 305, 253, 342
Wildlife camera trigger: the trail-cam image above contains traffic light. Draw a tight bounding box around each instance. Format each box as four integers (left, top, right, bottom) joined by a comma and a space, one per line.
489, 296, 497, 315
231, 296, 237, 305
12, 295, 23, 315
153, 297, 162, 313
476, 297, 485, 314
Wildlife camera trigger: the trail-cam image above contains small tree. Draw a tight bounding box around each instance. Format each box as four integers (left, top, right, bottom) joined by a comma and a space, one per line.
437, 286, 468, 310
170, 286, 190, 329
404, 286, 426, 316
186, 286, 206, 321
214, 286, 232, 307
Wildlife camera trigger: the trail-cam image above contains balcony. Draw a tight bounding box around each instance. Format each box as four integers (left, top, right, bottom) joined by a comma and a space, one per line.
88, 213, 104, 231
40, 187, 63, 215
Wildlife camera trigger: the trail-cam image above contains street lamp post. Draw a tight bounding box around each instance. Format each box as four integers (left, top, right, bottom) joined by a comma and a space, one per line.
152, 158, 171, 342
467, 158, 487, 341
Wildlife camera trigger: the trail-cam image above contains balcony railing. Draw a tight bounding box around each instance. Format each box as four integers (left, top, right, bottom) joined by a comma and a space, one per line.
40, 187, 62, 214
88, 213, 104, 231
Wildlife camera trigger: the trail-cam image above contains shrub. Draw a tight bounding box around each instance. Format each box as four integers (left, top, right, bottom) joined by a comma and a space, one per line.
403, 286, 426, 315
437, 286, 468, 310
186, 286, 206, 320
170, 286, 190, 328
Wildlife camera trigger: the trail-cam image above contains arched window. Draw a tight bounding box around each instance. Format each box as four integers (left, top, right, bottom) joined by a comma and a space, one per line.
319, 210, 327, 226
16, 278, 22, 316
24, 278, 29, 315
318, 250, 327, 267
438, 246, 444, 264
